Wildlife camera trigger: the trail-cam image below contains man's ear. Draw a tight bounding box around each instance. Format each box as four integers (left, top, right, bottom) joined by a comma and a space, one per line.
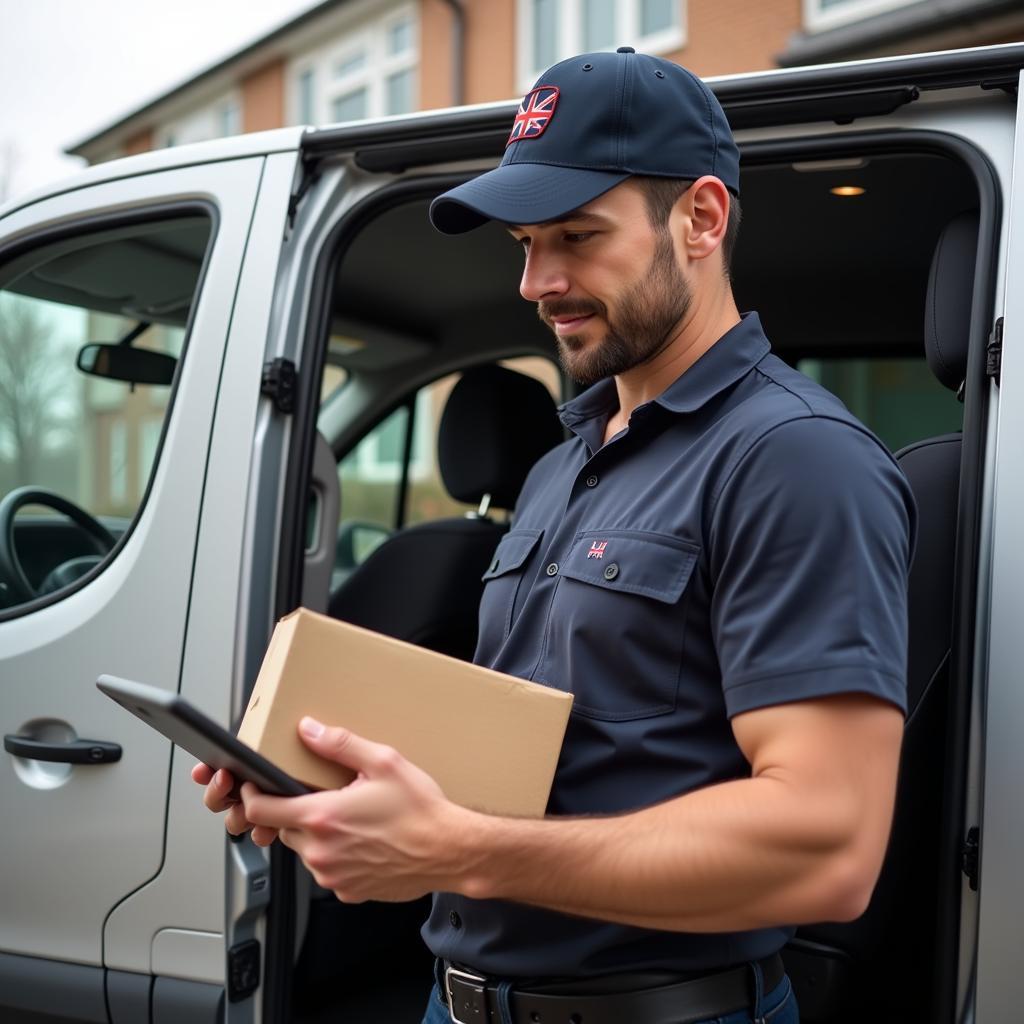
674, 175, 730, 263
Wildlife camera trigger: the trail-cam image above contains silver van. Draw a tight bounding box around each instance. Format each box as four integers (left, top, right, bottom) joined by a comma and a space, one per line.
1, 41, 1022, 1024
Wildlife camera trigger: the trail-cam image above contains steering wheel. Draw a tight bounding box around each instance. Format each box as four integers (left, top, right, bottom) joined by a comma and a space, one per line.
0, 487, 116, 604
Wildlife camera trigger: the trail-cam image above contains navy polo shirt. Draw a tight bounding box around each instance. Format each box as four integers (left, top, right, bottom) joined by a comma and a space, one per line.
423, 311, 917, 978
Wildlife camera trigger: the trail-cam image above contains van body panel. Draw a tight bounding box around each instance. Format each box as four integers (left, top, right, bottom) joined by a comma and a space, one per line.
0, 128, 304, 223
972, 67, 1024, 1024
100, 152, 301, 989
151, 929, 223, 984
0, 160, 263, 991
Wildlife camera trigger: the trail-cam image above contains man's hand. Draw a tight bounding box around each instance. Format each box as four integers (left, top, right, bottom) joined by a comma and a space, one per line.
190, 762, 280, 846
239, 717, 472, 903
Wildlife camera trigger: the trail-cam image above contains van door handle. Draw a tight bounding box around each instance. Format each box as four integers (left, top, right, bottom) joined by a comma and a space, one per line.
3, 734, 122, 764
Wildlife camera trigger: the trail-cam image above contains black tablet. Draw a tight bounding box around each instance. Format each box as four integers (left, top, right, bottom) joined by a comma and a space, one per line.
97, 674, 315, 797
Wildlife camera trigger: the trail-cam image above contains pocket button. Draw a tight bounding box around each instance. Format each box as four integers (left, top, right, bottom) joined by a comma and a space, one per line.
546, 562, 559, 576
603, 562, 619, 581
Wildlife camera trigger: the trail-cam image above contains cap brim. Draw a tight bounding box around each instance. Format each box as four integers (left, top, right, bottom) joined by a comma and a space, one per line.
429, 163, 630, 234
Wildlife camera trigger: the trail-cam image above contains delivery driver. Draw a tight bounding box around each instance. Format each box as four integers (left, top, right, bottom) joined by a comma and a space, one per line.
195, 47, 916, 1024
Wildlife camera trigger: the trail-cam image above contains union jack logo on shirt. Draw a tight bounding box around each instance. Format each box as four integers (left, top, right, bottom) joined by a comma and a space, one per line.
587, 541, 608, 560
507, 86, 560, 146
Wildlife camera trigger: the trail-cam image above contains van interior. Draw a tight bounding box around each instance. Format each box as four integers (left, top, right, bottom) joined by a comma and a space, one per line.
291, 142, 981, 1024
0, 138, 983, 1024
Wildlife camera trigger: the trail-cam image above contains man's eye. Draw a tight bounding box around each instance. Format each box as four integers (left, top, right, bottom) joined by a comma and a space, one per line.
564, 232, 593, 243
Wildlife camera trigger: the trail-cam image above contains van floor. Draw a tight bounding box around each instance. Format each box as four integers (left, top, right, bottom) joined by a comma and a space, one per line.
295, 985, 429, 1024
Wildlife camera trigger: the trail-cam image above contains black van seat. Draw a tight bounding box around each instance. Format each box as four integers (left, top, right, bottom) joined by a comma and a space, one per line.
784, 210, 978, 1023
328, 363, 563, 660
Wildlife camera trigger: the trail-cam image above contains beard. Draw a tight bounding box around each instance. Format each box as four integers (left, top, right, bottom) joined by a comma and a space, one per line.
538, 231, 693, 387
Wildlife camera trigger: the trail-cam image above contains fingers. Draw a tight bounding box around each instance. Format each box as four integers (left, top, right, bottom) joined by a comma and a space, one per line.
240, 781, 316, 831
251, 825, 279, 847
298, 717, 398, 776
195, 768, 271, 841
201, 769, 241, 812
224, 802, 253, 836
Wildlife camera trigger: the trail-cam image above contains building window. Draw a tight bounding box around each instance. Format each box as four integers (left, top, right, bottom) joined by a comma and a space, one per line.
332, 88, 368, 123
109, 420, 127, 507
288, 3, 418, 126
298, 68, 316, 123
802, 0, 920, 33
583, 0, 617, 51
217, 100, 241, 137
386, 67, 415, 115
533, 0, 560, 71
518, 0, 684, 89
387, 16, 413, 56
640, 0, 675, 34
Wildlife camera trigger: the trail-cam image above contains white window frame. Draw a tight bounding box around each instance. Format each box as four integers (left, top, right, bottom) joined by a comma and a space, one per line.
802, 0, 921, 34
287, 1, 418, 127
517, 0, 686, 93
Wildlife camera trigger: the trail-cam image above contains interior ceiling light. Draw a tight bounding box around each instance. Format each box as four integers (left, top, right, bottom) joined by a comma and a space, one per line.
830, 186, 866, 197
793, 158, 868, 172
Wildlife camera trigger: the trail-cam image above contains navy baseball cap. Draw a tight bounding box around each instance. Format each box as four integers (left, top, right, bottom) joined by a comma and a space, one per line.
429, 47, 740, 234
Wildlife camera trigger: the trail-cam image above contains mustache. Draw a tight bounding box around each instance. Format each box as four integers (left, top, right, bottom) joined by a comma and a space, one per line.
537, 299, 605, 326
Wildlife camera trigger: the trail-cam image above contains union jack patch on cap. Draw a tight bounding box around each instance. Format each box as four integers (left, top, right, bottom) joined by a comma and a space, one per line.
507, 86, 560, 146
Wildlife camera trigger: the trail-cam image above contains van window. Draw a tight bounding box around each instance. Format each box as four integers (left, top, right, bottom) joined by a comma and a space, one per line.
0, 216, 211, 612
334, 356, 561, 571
797, 356, 963, 452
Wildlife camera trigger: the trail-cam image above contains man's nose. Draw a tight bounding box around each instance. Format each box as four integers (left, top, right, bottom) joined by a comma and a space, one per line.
519, 249, 570, 302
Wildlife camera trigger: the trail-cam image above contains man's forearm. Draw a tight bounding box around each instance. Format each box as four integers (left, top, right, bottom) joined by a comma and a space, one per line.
445, 772, 885, 932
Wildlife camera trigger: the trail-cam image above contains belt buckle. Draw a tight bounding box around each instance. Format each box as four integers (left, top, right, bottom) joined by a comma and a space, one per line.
445, 965, 489, 1024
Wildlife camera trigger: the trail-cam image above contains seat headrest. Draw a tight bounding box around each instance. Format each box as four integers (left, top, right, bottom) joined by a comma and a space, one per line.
924, 210, 979, 392
438, 364, 564, 510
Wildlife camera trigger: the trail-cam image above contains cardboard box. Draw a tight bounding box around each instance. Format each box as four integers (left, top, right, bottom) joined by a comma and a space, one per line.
237, 608, 573, 817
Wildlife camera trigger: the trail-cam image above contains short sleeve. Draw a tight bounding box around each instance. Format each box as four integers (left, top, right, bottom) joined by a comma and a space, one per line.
708, 416, 917, 718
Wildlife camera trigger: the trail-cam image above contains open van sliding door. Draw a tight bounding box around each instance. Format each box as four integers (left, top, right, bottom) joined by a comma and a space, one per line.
973, 68, 1024, 1024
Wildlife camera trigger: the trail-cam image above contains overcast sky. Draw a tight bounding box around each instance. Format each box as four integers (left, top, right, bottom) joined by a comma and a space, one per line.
0, 0, 325, 203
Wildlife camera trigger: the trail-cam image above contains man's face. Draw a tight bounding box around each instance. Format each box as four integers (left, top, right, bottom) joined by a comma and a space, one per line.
508, 181, 692, 387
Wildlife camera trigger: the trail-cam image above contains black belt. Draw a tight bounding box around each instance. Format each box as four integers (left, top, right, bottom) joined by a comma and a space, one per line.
442, 953, 786, 1024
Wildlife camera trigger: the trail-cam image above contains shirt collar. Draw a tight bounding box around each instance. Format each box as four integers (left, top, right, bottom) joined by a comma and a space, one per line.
558, 312, 771, 441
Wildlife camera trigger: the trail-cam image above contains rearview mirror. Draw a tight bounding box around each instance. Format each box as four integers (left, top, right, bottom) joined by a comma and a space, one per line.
76, 343, 177, 386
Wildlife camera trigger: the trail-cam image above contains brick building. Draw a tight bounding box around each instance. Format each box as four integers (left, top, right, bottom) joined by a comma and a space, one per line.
66, 0, 1024, 166
56, 0, 1022, 519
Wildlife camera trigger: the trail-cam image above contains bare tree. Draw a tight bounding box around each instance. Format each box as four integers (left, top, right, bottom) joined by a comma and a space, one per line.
0, 296, 62, 483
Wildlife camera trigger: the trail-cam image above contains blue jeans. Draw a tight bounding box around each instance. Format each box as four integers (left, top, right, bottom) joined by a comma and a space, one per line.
420, 964, 799, 1024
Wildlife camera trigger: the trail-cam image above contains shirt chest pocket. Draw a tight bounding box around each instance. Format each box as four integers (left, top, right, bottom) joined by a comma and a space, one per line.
478, 528, 544, 651
544, 530, 701, 721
